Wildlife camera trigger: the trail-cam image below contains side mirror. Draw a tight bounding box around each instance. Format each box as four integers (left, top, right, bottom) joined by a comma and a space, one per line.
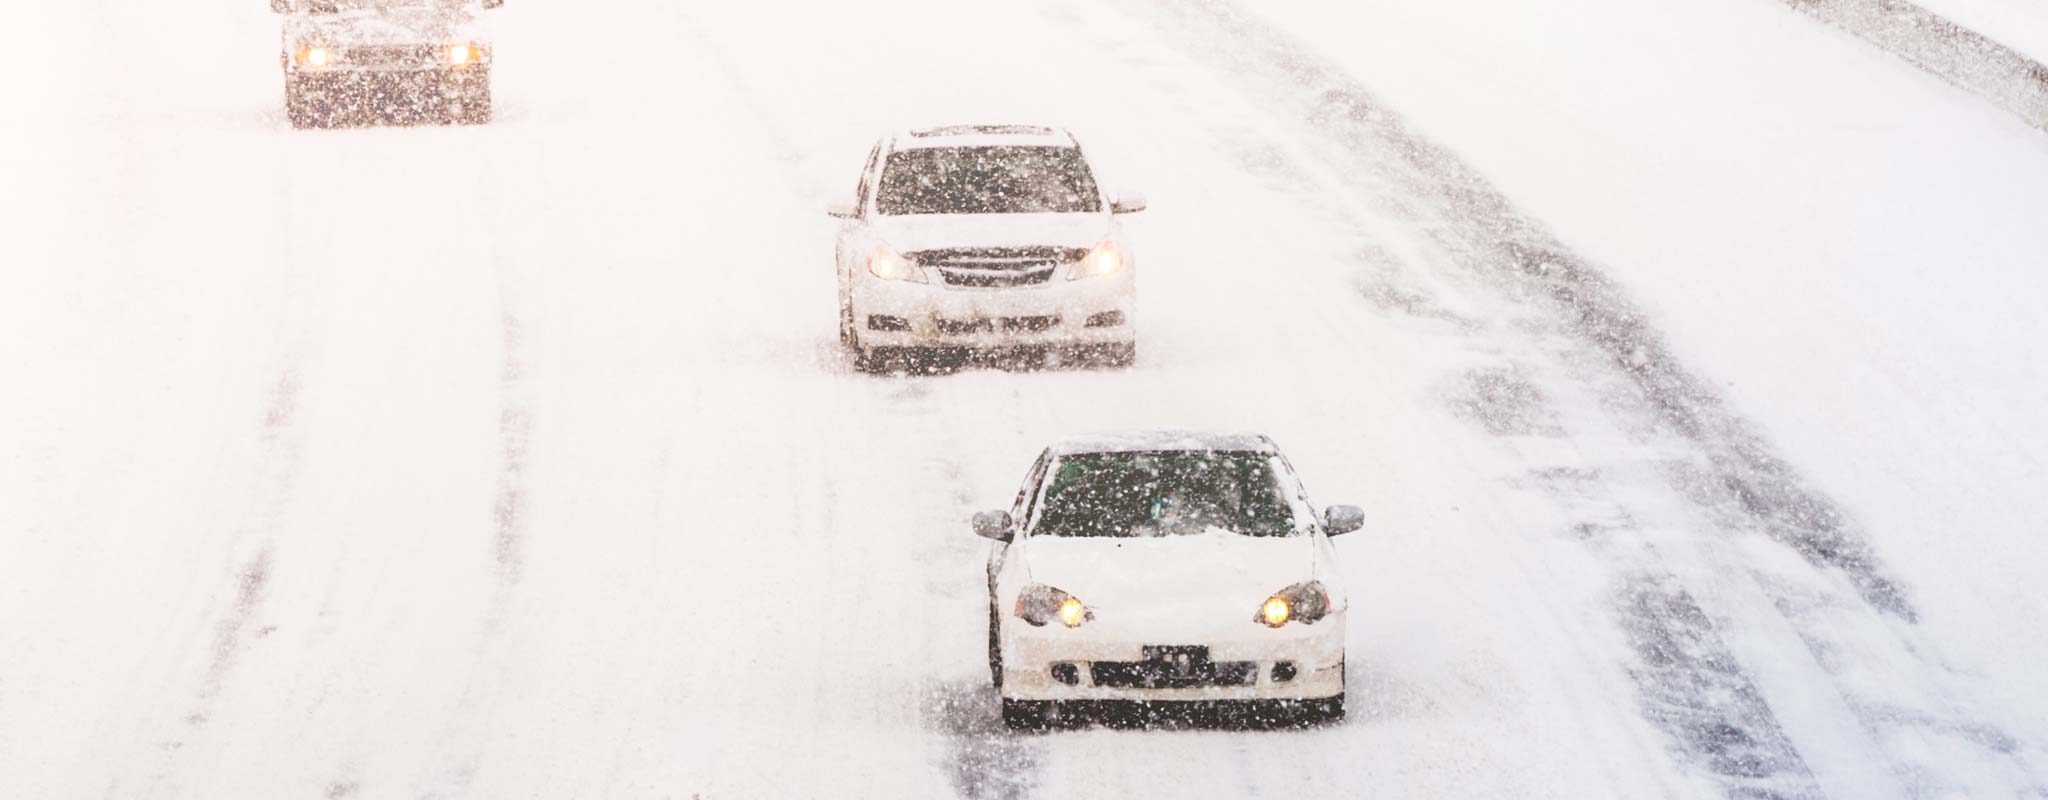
1324, 505, 1364, 536
1111, 192, 1148, 214
270, 0, 289, 12
973, 510, 1015, 542
481, 0, 504, 8
826, 199, 859, 219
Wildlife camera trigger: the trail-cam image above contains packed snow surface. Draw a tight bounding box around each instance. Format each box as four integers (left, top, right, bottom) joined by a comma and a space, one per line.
3, 0, 2045, 797
1911, 0, 2048, 62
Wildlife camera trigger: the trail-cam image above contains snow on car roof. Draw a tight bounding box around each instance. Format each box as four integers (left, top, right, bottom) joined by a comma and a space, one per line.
1050, 430, 1278, 456
892, 124, 1077, 150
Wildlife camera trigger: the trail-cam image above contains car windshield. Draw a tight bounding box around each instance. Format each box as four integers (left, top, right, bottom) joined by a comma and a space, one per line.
1032, 451, 1305, 538
875, 146, 1101, 215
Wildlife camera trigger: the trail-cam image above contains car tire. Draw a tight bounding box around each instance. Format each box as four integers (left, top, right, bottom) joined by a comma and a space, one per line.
852, 345, 889, 374
987, 606, 1003, 688
842, 302, 893, 374
838, 297, 856, 349
1001, 698, 1052, 732
1308, 695, 1345, 723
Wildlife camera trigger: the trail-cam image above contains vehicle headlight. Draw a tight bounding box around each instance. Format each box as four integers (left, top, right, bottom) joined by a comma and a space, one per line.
447, 43, 483, 65
1067, 241, 1125, 280
1256, 581, 1331, 627
294, 45, 335, 67
867, 244, 924, 283
1016, 583, 1093, 628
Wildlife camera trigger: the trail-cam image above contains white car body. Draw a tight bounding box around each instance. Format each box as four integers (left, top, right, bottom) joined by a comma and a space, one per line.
831, 126, 1143, 368
979, 432, 1359, 727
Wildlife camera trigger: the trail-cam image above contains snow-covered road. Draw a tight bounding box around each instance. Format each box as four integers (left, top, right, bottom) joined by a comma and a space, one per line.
4, 0, 2044, 797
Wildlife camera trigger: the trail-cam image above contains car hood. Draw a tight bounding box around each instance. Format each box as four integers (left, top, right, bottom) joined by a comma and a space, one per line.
288, 7, 484, 47
1021, 529, 1317, 632
870, 213, 1112, 254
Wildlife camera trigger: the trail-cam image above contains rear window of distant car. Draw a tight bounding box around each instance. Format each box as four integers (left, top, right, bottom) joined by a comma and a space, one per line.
875, 146, 1101, 216
1032, 450, 1305, 538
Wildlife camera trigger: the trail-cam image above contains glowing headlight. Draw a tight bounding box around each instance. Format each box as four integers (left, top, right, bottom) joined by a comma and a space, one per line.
1257, 581, 1331, 628
1016, 584, 1093, 628
1261, 596, 1292, 627
447, 43, 482, 65
294, 45, 334, 67
867, 245, 922, 282
1068, 241, 1125, 280
1057, 597, 1088, 628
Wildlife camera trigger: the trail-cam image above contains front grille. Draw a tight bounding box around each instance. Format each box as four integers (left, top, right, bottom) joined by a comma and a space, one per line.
342, 45, 439, 68
1090, 660, 1258, 689
936, 317, 994, 336
910, 246, 1088, 289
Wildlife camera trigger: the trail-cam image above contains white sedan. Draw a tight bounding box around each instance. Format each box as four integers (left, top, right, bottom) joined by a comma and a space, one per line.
976, 432, 1362, 729
828, 124, 1144, 371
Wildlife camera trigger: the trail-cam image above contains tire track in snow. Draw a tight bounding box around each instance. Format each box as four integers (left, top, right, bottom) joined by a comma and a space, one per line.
491, 311, 531, 585
924, 678, 1043, 800
1781, 0, 2048, 132
645, 1, 1056, 792
1449, 365, 1824, 797
1456, 372, 1826, 799
1085, 0, 2048, 794
407, 163, 539, 798
897, 388, 1046, 800
1124, 0, 1915, 622
1618, 577, 1820, 800
1062, 0, 1827, 793
130, 363, 306, 796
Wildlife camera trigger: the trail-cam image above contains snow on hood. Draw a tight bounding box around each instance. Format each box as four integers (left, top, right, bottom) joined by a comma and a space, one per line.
870, 212, 1112, 254
1022, 528, 1315, 633
287, 6, 485, 48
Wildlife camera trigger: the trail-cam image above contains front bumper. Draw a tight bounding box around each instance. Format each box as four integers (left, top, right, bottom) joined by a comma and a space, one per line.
286, 66, 489, 119
853, 271, 1134, 349
1000, 613, 1345, 702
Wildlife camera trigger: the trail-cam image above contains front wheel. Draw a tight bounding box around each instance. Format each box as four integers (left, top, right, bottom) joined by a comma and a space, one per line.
851, 344, 890, 374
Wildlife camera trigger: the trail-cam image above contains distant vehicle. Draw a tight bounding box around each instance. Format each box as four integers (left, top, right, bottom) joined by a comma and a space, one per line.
829, 125, 1145, 372
975, 432, 1362, 730
273, 0, 502, 128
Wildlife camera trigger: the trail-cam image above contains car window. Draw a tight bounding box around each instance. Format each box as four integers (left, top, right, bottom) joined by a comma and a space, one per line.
875, 146, 1101, 216
1013, 449, 1050, 518
1030, 450, 1307, 538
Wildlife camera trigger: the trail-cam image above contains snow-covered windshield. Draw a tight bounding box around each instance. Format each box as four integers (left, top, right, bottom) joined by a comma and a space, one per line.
1033, 451, 1304, 538
876, 147, 1101, 216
